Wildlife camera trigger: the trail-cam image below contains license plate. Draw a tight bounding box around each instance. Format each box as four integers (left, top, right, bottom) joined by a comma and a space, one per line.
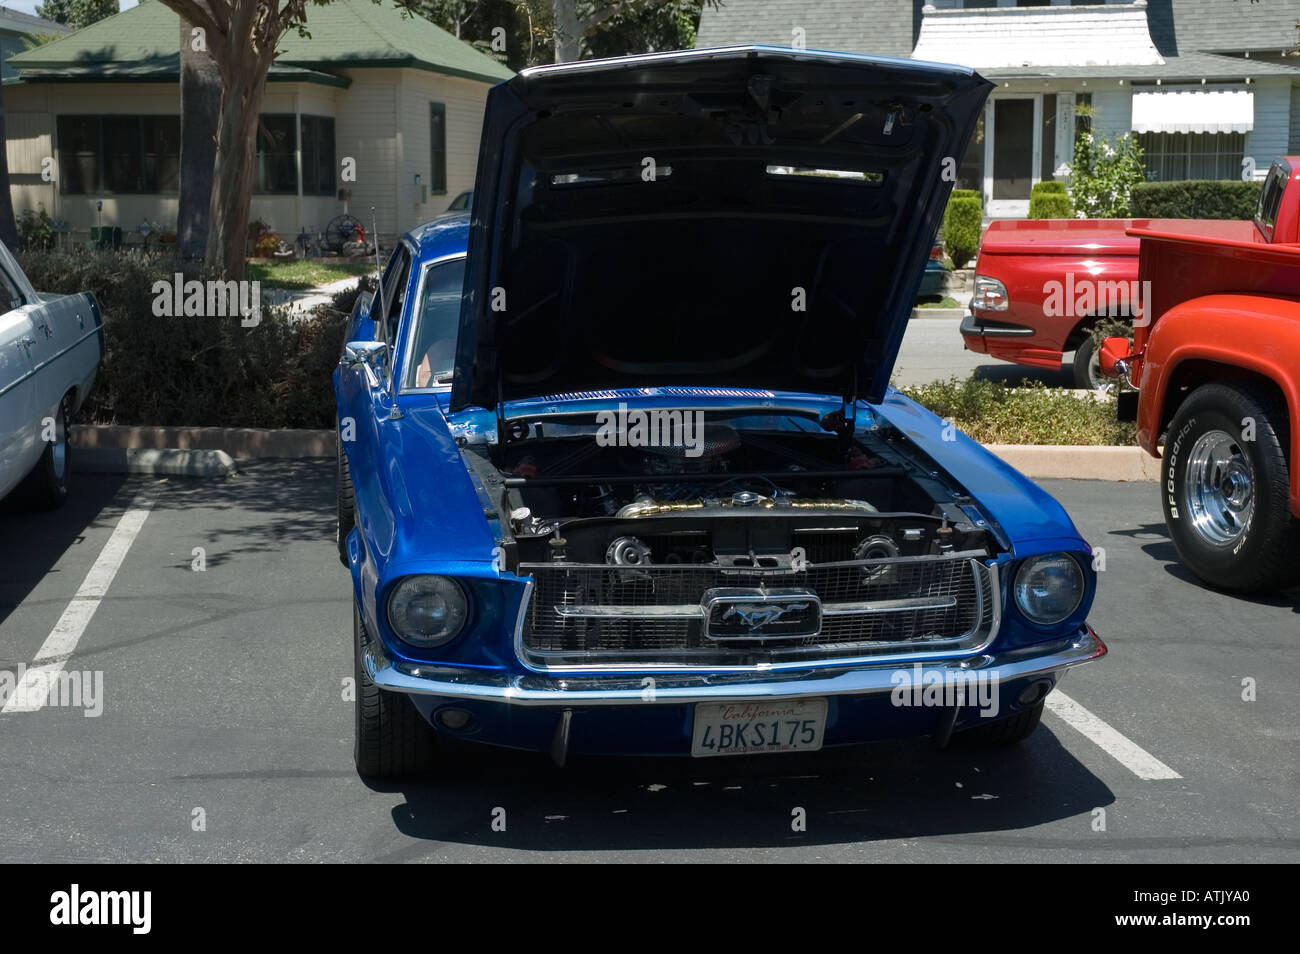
690, 698, 827, 758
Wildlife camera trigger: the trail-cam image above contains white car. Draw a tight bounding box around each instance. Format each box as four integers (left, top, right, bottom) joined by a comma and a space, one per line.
0, 240, 101, 508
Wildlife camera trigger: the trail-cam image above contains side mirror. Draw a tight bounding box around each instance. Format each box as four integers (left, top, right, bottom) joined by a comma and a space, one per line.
343, 340, 388, 389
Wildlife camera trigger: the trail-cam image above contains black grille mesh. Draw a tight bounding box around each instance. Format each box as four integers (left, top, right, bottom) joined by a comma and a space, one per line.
519, 555, 995, 665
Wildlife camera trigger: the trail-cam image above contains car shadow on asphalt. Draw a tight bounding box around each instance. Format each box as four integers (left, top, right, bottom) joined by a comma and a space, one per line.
0, 470, 128, 635
364, 727, 1114, 856
972, 363, 1075, 388
1114, 520, 1300, 610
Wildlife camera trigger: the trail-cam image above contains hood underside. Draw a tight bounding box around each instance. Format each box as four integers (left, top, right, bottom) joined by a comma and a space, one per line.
451, 46, 991, 413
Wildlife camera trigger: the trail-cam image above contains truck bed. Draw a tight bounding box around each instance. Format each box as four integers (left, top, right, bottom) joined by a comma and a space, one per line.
979, 218, 1255, 256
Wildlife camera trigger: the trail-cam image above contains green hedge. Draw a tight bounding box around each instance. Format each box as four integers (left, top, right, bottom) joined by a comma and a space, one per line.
1129, 179, 1262, 219
18, 250, 374, 429
941, 192, 983, 269
1028, 180, 1072, 217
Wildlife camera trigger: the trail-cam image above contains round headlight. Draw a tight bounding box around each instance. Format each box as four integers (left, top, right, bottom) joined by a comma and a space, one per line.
386, 575, 469, 648
1013, 553, 1085, 626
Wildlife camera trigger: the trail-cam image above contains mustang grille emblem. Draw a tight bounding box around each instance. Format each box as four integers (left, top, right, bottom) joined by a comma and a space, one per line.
721, 602, 810, 628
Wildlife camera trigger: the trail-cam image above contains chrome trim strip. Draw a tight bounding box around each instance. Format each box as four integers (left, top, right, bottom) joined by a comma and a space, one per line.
368, 623, 1105, 706
0, 325, 99, 399
822, 595, 959, 616
555, 593, 959, 619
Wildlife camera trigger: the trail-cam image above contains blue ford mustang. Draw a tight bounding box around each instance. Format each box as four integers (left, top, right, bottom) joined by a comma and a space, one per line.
334, 47, 1106, 777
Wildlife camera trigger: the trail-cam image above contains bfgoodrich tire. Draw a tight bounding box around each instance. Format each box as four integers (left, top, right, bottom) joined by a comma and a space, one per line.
353, 601, 438, 779
17, 393, 71, 510
337, 431, 355, 567
1162, 382, 1300, 593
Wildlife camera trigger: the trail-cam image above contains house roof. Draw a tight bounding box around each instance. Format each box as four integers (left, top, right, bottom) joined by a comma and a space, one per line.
912, 4, 1165, 71
1153, 0, 1300, 57
8, 0, 514, 85
0, 4, 70, 36
696, 0, 923, 59
697, 0, 1300, 79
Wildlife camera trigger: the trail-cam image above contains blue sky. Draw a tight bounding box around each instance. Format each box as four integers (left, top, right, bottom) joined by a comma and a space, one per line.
4, 0, 137, 17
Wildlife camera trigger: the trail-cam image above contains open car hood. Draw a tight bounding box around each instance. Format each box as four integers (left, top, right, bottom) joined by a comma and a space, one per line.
450, 46, 990, 413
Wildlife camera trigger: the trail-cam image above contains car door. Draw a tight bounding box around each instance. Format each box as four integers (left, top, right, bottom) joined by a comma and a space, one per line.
0, 272, 39, 499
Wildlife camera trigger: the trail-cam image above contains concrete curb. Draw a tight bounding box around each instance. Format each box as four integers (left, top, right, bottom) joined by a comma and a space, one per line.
77, 447, 238, 477
70, 425, 1159, 481
72, 425, 333, 458
910, 307, 967, 320
984, 444, 1160, 482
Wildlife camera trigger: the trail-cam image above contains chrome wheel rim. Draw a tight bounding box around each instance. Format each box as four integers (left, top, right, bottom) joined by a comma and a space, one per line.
1184, 429, 1254, 546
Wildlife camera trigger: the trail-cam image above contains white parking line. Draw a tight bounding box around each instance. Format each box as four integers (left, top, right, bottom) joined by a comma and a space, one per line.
1046, 691, 1181, 781
2, 491, 156, 714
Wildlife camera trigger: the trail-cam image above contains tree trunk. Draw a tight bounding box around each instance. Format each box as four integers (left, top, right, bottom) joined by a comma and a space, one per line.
206, 53, 271, 280
552, 0, 580, 62
0, 86, 20, 251
178, 12, 221, 262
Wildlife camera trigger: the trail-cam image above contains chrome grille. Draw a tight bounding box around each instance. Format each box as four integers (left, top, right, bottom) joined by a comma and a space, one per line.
517, 550, 998, 669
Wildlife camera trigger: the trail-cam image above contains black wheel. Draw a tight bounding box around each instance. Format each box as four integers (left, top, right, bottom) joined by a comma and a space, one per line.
353, 601, 438, 778
337, 429, 355, 567
953, 700, 1044, 747
17, 393, 72, 510
1163, 382, 1300, 592
1071, 336, 1105, 390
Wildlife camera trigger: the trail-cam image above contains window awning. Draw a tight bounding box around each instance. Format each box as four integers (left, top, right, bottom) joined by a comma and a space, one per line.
1131, 90, 1254, 134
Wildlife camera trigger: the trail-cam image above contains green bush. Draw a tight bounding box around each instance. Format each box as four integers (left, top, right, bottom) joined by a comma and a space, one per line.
1028, 186, 1073, 218
17, 249, 376, 429
899, 376, 1136, 445
1129, 179, 1261, 219
18, 206, 55, 251
941, 193, 983, 269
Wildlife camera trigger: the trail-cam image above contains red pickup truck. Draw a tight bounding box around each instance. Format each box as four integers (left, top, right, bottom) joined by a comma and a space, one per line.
1099, 158, 1300, 593
961, 158, 1299, 389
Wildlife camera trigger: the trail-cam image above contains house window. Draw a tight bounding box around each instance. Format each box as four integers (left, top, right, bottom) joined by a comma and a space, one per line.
1137, 132, 1247, 181
256, 115, 297, 194
430, 103, 447, 194
300, 115, 336, 196
56, 115, 180, 194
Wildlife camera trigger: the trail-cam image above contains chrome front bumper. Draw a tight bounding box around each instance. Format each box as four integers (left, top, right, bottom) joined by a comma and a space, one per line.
364, 626, 1106, 708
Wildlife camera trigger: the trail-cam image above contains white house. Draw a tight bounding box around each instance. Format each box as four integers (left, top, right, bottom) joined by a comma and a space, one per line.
2, 0, 513, 245
698, 0, 1300, 216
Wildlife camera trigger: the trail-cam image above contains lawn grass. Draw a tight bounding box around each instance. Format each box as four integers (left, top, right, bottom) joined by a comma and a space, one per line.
917, 296, 961, 308
898, 376, 1137, 445
246, 259, 376, 290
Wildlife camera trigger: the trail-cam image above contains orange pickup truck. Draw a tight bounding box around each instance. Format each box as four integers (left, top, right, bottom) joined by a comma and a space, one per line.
1100, 158, 1300, 593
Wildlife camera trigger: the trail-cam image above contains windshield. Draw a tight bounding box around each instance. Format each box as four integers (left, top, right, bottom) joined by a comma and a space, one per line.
404, 256, 467, 389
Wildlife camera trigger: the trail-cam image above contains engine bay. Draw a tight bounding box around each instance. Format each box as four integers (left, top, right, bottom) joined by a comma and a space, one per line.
461, 413, 1000, 570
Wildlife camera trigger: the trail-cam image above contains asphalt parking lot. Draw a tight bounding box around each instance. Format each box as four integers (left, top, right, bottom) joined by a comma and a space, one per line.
893, 316, 1078, 388
1, 461, 1296, 863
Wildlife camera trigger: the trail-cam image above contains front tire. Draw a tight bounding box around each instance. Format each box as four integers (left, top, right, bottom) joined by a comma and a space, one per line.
1071, 336, 1105, 390
337, 430, 355, 567
353, 601, 438, 778
953, 700, 1044, 746
17, 393, 71, 510
1163, 382, 1300, 592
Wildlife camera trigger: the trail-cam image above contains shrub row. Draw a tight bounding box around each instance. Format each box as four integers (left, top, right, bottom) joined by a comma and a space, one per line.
18, 250, 376, 429
942, 189, 983, 269
1129, 179, 1262, 219
1028, 180, 1073, 219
